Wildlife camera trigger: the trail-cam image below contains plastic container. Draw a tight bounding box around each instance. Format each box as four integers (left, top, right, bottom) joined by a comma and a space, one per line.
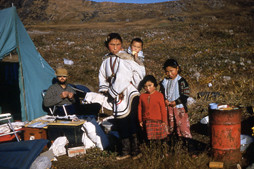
209, 103, 218, 110
101, 121, 113, 132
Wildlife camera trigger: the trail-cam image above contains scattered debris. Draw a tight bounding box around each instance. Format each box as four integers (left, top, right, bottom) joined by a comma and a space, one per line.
200, 116, 209, 125
187, 97, 196, 106
197, 92, 220, 101
64, 58, 74, 65
67, 146, 86, 157
209, 161, 223, 168
240, 134, 254, 152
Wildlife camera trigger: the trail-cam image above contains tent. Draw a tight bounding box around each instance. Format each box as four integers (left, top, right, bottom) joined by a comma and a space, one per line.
0, 139, 48, 169
0, 6, 55, 121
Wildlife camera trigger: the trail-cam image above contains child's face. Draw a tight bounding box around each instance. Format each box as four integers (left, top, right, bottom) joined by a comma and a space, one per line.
131, 41, 142, 53
165, 66, 179, 79
144, 81, 156, 94
108, 39, 122, 54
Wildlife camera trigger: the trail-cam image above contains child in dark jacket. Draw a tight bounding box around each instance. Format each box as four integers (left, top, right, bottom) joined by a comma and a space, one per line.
160, 59, 192, 139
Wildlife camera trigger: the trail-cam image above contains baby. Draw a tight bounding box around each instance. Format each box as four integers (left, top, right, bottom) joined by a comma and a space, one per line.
127, 38, 145, 64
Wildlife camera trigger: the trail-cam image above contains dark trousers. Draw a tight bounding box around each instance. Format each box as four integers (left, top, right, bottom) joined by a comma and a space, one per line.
116, 96, 140, 156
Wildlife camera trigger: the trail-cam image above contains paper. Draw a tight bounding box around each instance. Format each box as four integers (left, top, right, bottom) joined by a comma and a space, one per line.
27, 122, 48, 128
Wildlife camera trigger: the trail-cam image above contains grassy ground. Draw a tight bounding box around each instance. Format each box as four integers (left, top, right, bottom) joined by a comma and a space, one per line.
22, 3, 254, 169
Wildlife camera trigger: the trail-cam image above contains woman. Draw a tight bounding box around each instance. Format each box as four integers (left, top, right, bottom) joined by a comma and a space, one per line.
86, 33, 145, 160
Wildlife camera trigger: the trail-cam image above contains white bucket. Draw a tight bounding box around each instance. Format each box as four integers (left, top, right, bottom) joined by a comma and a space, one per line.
209, 103, 218, 109
200, 116, 209, 124
101, 121, 113, 132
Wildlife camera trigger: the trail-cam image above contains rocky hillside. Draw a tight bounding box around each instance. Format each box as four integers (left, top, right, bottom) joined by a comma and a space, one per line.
0, 0, 253, 24
1, 0, 253, 108
1, 0, 253, 106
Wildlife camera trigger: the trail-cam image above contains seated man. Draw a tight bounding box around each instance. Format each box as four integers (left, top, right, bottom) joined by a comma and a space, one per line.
43, 68, 76, 116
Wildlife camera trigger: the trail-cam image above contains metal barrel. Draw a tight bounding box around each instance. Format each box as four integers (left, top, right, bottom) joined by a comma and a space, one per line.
209, 108, 241, 164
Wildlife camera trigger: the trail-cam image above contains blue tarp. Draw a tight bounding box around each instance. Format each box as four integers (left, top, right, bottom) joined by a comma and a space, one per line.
0, 139, 48, 169
0, 7, 55, 121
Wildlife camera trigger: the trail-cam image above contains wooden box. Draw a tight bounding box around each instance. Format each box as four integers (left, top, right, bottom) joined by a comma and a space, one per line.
23, 127, 47, 141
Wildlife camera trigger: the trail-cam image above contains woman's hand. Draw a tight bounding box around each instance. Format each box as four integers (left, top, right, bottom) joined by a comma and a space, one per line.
165, 100, 170, 106
139, 122, 143, 128
168, 101, 176, 107
165, 100, 176, 107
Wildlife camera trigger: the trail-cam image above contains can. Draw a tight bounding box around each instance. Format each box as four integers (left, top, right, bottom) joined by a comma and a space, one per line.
209, 108, 241, 164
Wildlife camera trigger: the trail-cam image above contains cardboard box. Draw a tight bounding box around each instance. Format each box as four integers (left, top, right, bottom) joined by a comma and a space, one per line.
67, 146, 86, 157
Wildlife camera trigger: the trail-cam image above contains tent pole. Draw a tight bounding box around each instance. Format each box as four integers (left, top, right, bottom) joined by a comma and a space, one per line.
17, 47, 28, 121
13, 6, 28, 121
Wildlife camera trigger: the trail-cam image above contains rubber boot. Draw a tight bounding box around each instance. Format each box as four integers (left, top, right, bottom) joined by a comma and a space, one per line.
121, 138, 131, 156
131, 134, 140, 156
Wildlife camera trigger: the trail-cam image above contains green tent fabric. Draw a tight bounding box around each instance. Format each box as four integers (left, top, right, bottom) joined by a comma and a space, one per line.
0, 7, 55, 121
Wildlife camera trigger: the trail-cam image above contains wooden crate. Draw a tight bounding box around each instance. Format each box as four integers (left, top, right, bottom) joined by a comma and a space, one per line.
23, 127, 47, 141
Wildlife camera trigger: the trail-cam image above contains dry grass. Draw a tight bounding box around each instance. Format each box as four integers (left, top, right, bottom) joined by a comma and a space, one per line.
52, 140, 212, 169
26, 5, 254, 117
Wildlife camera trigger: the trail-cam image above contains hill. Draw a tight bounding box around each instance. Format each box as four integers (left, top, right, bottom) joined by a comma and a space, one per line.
0, 0, 253, 24
1, 0, 253, 115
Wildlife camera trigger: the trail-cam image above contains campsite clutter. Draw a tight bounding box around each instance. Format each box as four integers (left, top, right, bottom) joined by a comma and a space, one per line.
0, 6, 112, 168
0, 112, 114, 169
22, 105, 111, 152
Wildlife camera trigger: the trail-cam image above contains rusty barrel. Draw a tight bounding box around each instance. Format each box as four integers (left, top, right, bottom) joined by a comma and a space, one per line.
209, 108, 241, 164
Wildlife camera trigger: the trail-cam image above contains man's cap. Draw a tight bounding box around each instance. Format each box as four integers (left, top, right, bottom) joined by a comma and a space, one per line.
55, 68, 68, 76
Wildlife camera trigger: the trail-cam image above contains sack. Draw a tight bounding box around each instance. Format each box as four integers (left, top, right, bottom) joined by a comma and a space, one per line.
30, 156, 52, 169
81, 131, 96, 149
49, 136, 69, 157
82, 117, 109, 150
